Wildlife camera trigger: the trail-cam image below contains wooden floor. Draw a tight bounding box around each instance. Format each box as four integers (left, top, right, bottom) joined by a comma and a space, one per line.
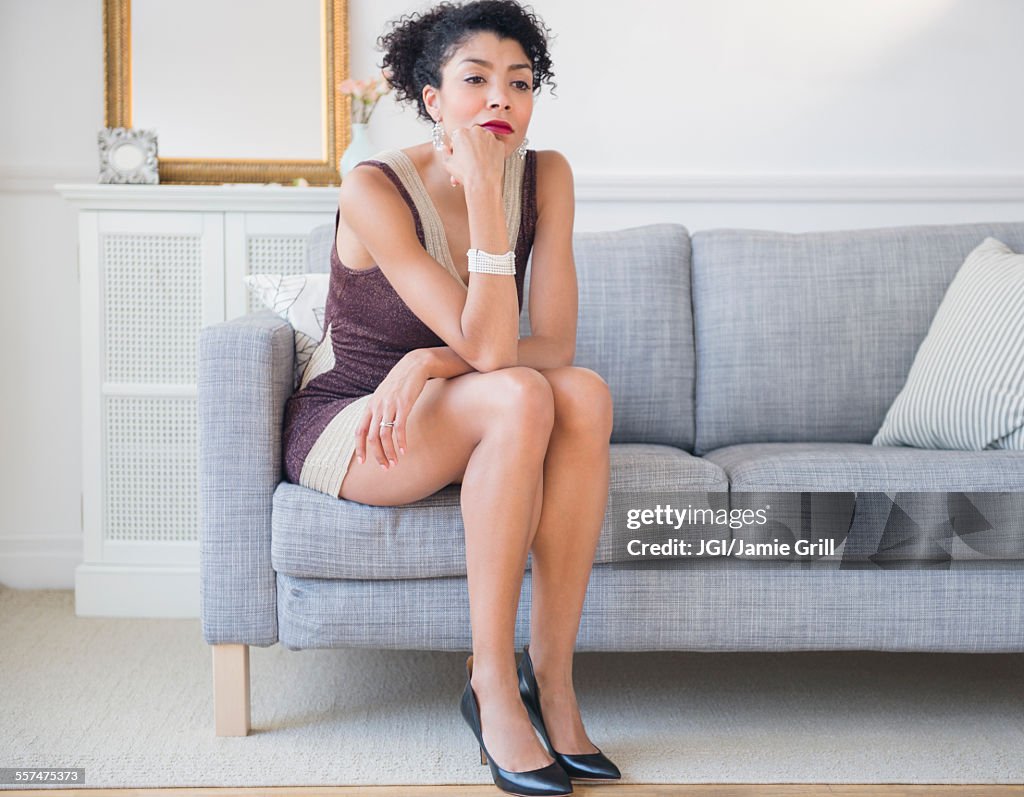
13, 786, 1023, 796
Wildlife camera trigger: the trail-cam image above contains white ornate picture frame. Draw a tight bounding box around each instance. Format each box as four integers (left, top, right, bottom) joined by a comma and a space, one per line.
98, 127, 159, 184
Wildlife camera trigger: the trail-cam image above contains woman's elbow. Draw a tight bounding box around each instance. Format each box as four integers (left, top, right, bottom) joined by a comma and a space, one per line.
471, 342, 519, 373
561, 341, 576, 367
474, 352, 518, 373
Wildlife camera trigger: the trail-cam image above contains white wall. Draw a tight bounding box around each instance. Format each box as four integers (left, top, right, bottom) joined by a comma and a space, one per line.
2, 0, 1023, 588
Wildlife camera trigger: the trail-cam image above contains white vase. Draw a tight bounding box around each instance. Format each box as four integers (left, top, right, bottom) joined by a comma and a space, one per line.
339, 123, 376, 178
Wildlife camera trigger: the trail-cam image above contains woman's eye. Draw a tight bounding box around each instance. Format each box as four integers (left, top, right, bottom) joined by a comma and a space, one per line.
465, 76, 532, 90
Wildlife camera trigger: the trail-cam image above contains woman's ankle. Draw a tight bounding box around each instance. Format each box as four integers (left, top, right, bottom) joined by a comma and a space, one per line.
526, 644, 574, 693
470, 658, 520, 697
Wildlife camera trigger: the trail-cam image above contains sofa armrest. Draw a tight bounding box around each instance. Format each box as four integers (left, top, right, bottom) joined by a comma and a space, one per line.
198, 309, 294, 646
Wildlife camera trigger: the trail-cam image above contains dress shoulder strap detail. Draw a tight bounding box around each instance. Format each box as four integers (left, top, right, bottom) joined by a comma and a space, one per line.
374, 151, 459, 283
365, 149, 529, 289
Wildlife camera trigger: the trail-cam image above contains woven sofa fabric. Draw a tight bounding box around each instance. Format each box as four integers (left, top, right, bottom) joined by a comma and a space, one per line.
521, 224, 695, 450
198, 310, 294, 647
703, 442, 1024, 491
691, 222, 1024, 454
276, 563, 1024, 652
307, 222, 333, 273
270, 443, 726, 581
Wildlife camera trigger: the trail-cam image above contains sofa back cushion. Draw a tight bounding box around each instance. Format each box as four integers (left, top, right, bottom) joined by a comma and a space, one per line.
521, 224, 695, 449
307, 222, 334, 273
691, 221, 1024, 455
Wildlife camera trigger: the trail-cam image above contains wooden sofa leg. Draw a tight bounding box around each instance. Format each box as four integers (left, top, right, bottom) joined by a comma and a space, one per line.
212, 643, 251, 736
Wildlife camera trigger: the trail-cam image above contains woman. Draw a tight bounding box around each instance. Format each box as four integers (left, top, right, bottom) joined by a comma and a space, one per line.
282, 1, 618, 794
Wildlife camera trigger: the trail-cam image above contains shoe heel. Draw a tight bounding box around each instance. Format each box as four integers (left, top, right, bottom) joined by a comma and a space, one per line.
461, 653, 573, 796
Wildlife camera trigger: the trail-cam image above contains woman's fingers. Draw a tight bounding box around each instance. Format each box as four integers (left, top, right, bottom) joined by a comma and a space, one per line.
354, 407, 371, 465
377, 409, 400, 468
354, 392, 412, 470
396, 413, 407, 456
357, 403, 387, 468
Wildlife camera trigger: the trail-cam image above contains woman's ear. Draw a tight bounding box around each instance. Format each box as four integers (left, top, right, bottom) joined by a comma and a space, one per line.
422, 85, 439, 121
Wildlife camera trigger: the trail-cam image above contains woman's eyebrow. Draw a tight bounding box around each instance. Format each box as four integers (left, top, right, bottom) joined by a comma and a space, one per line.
458, 58, 531, 71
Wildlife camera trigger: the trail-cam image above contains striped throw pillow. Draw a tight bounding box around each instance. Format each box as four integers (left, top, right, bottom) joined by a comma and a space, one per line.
872, 237, 1024, 450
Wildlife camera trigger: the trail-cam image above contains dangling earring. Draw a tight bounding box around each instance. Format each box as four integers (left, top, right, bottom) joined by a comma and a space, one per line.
432, 120, 446, 151
516, 136, 529, 159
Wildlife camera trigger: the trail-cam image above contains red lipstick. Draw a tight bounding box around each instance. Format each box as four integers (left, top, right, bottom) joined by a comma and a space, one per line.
481, 120, 514, 134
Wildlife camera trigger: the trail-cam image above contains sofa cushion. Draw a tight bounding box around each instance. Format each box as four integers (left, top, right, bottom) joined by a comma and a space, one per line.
271, 443, 726, 580
873, 236, 1024, 450
307, 222, 333, 273
703, 441, 1024, 491
691, 222, 1024, 455
521, 224, 695, 450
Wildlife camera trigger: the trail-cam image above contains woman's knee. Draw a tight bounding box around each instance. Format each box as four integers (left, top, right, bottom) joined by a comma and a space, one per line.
477, 366, 555, 439
543, 366, 614, 437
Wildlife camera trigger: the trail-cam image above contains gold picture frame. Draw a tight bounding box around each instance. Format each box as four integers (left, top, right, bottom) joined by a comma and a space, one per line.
103, 0, 349, 186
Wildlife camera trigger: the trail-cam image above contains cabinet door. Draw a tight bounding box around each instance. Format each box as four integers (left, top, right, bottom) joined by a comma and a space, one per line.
81, 211, 224, 566
225, 211, 334, 321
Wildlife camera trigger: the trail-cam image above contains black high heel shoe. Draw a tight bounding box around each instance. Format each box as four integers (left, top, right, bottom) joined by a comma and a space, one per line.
517, 645, 622, 782
460, 654, 573, 797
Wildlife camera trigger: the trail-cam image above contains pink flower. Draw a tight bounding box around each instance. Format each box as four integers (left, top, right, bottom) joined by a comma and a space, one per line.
340, 73, 393, 123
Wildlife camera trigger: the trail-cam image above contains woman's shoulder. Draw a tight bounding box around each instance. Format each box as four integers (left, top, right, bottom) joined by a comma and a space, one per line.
532, 149, 574, 217
339, 149, 416, 205
534, 148, 572, 171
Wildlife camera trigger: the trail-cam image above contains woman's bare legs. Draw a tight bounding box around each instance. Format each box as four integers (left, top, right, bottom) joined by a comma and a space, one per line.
524, 366, 614, 754
338, 366, 557, 772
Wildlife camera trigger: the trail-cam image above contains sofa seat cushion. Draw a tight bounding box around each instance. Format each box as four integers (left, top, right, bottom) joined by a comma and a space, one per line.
276, 563, 1024, 652
702, 443, 1024, 566
704, 441, 1024, 491
271, 443, 727, 580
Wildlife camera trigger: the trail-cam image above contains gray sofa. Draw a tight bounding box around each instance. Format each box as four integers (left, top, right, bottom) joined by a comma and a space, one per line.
198, 219, 1024, 736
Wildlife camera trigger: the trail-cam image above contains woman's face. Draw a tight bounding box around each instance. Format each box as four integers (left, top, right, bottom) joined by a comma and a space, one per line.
425, 31, 534, 159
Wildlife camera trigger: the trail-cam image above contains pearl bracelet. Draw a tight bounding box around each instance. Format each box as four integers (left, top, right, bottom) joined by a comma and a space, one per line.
467, 248, 516, 275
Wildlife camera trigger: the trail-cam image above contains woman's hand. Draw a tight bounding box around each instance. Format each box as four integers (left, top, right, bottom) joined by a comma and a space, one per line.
440, 124, 506, 190
354, 351, 430, 470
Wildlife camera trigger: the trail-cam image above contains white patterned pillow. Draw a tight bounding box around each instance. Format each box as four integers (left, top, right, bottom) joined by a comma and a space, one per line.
873, 237, 1024, 450
244, 274, 329, 389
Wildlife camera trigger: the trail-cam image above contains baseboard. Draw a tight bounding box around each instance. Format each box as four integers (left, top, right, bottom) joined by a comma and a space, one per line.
74, 563, 199, 618
0, 535, 83, 589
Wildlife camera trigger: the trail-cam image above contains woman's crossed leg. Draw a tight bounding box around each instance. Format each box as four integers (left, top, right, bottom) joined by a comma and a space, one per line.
338, 366, 557, 773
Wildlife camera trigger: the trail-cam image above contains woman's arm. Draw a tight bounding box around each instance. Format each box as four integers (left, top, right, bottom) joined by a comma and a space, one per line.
523, 150, 578, 367
340, 130, 518, 373
461, 178, 519, 370
414, 334, 570, 381
412, 150, 579, 378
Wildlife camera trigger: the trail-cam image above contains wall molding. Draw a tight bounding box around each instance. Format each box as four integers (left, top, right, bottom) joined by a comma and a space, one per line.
573, 172, 1024, 203
0, 534, 83, 590
1, 167, 95, 195
1, 169, 1022, 203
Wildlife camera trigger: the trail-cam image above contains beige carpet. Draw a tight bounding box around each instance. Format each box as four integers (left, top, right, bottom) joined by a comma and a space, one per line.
1, 584, 1022, 789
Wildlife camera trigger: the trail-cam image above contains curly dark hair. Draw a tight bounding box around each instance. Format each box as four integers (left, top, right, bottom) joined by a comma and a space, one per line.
377, 0, 557, 125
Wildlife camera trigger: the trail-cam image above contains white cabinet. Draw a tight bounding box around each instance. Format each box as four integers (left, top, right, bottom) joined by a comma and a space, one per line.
57, 184, 338, 617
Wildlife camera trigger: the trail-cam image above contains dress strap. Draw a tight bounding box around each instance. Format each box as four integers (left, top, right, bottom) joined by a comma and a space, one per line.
364, 149, 527, 288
